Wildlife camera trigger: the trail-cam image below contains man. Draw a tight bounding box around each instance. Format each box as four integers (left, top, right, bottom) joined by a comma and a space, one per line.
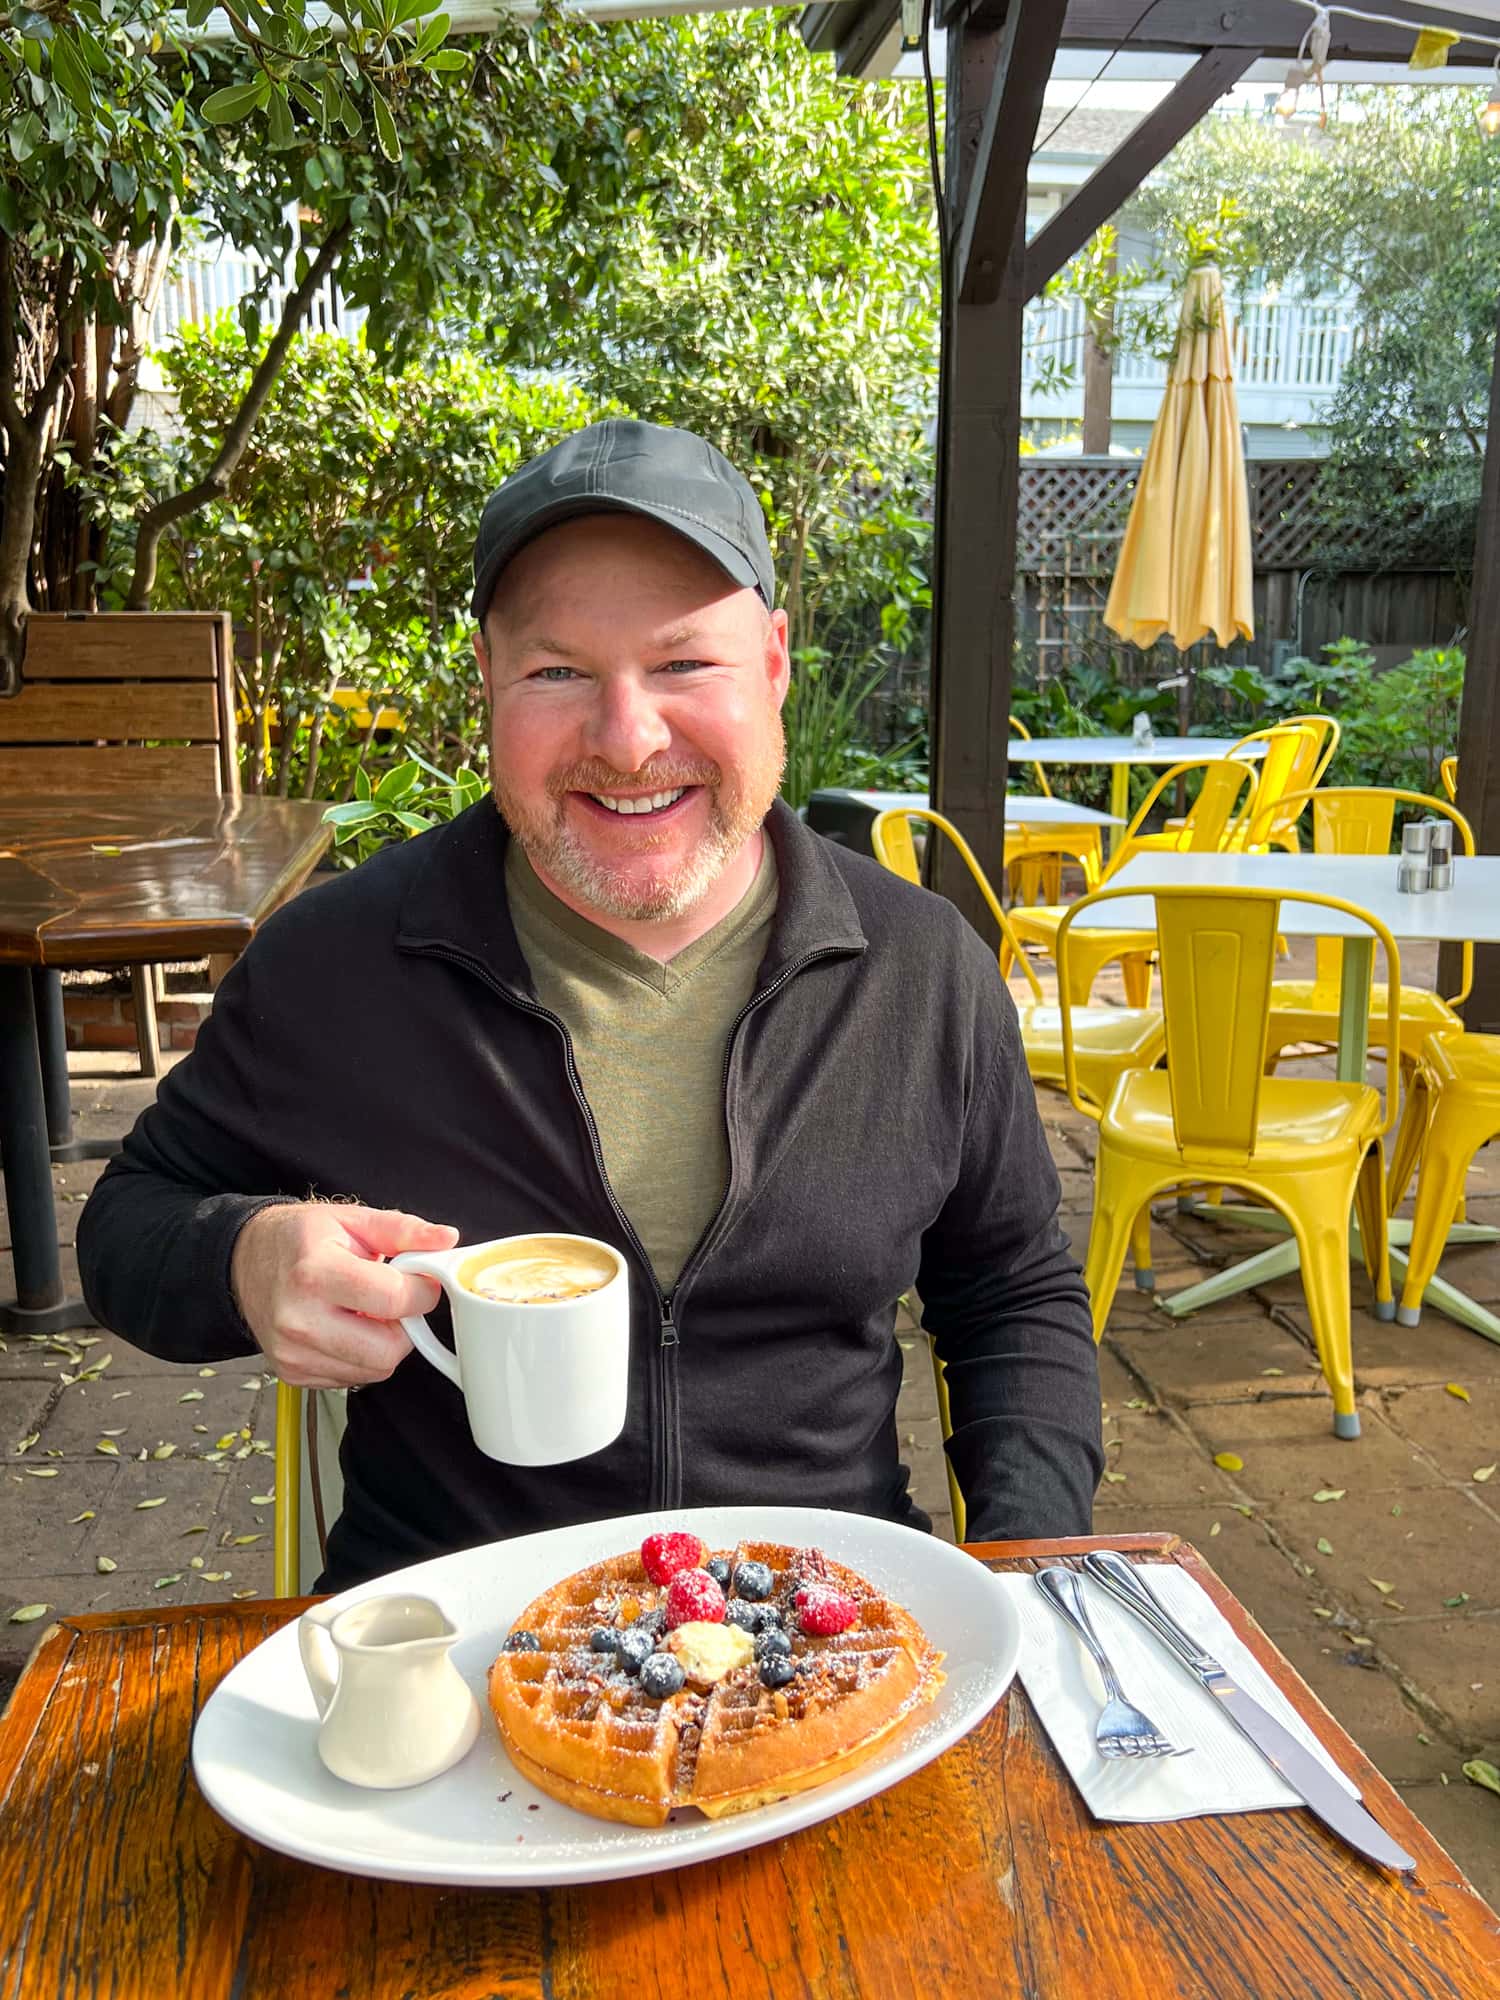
78, 418, 1101, 1587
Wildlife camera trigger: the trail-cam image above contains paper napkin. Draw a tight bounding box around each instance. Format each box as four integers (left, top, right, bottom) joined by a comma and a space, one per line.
993, 1564, 1362, 1823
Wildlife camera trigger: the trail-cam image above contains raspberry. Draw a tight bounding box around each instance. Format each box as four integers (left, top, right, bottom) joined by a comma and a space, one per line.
663, 1568, 726, 1629
641, 1530, 707, 1587
793, 1584, 859, 1637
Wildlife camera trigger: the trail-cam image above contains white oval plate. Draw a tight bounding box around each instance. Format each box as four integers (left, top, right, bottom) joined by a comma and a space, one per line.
192, 1505, 1019, 1887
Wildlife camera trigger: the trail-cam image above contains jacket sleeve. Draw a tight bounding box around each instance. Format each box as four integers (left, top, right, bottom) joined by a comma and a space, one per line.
76, 947, 295, 1364
915, 982, 1102, 1542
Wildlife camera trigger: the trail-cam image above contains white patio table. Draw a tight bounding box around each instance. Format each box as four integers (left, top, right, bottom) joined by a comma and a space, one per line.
1009, 736, 1265, 855
827, 788, 1122, 829
1070, 850, 1500, 1379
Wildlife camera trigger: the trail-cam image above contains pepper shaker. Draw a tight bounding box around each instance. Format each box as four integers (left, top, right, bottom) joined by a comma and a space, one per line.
1428, 819, 1454, 892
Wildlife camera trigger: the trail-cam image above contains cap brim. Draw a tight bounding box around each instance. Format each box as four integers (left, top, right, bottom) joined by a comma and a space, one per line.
471, 497, 762, 622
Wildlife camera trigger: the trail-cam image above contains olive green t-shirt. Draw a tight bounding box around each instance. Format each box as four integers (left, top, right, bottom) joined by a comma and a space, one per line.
505, 840, 778, 1293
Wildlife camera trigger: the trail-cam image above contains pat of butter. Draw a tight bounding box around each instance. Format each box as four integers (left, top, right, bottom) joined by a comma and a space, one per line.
667, 1620, 755, 1684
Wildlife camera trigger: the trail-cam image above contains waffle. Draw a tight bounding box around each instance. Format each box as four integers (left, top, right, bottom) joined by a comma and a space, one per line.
487, 1540, 945, 1826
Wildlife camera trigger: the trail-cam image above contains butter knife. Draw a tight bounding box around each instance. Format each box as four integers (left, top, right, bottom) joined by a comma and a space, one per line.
1081, 1550, 1416, 1873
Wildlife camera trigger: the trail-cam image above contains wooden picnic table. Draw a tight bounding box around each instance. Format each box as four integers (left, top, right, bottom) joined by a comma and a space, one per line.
0, 1533, 1495, 1998
0, 795, 332, 1336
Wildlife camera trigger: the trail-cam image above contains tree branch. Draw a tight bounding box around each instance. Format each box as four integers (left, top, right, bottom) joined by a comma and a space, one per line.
126, 218, 353, 608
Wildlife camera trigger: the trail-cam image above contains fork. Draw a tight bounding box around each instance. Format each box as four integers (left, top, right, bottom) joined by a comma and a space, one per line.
1034, 1566, 1190, 1760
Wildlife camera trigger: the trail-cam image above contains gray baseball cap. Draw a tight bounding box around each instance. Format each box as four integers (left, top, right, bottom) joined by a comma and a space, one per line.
470, 418, 775, 623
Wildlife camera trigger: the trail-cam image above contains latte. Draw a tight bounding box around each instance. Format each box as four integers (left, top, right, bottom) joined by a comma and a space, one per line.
460, 1235, 617, 1306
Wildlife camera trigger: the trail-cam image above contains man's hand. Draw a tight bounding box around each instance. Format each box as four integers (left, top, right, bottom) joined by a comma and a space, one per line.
230, 1204, 459, 1389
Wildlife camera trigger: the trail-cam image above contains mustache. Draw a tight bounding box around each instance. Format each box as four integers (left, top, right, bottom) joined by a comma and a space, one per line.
550, 761, 719, 798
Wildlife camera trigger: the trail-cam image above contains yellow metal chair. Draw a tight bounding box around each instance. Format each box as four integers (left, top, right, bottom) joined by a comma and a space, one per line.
1386, 1030, 1500, 1327
870, 808, 1167, 1120
1439, 756, 1458, 804
274, 1383, 345, 1596
1146, 715, 1340, 855
1003, 757, 1258, 1008
1057, 884, 1400, 1439
1265, 788, 1474, 1076
1006, 717, 1103, 907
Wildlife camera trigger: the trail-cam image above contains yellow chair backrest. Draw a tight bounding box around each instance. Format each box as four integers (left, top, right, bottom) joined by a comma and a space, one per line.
871, 808, 1046, 1002
1055, 884, 1402, 1151
1440, 756, 1458, 803
1008, 715, 1053, 798
1111, 758, 1258, 875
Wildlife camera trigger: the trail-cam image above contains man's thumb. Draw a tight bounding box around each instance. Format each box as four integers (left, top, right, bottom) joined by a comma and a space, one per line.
340, 1208, 461, 1258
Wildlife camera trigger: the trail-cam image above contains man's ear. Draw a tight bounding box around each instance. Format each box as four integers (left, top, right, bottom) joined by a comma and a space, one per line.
472, 626, 493, 703
766, 607, 792, 711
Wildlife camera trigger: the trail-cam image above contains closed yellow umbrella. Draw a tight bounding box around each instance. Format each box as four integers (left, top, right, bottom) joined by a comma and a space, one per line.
1104, 262, 1253, 650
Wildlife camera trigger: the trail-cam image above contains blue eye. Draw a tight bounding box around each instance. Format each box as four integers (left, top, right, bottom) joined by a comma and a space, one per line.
532, 665, 579, 682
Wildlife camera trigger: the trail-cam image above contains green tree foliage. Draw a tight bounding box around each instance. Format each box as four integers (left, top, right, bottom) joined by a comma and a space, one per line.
94, 321, 599, 792
0, 0, 683, 691
1140, 93, 1499, 591
499, 12, 940, 681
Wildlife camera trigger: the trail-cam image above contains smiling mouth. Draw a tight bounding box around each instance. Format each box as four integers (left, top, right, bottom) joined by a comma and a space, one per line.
581, 787, 694, 818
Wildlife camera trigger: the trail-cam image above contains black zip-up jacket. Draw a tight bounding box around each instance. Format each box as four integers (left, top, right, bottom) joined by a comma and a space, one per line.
77, 798, 1102, 1586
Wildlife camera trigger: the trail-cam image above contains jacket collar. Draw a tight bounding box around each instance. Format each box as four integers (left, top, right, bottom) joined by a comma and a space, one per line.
395, 795, 867, 994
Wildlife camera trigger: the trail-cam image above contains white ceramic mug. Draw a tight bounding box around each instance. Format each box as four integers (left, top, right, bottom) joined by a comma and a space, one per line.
390, 1232, 629, 1464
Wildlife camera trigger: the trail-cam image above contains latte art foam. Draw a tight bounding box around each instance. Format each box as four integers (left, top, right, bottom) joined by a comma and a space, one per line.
462, 1237, 616, 1305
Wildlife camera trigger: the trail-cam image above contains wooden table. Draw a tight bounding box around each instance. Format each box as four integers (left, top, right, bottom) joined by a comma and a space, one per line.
0, 795, 332, 1335
1, 1535, 1495, 1998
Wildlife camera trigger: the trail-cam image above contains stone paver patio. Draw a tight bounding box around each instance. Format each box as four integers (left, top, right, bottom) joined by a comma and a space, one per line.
2, 997, 1497, 1902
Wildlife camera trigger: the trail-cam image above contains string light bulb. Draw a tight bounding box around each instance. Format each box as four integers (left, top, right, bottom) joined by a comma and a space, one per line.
1483, 56, 1500, 137
1275, 65, 1306, 118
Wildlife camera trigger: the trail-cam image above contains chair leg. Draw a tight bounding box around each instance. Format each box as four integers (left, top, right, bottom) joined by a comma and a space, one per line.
274, 1379, 303, 1597
1084, 1152, 1156, 1341
1353, 1144, 1394, 1320
1040, 856, 1062, 905
129, 965, 162, 1080
1397, 1111, 1478, 1327
1130, 1205, 1154, 1291
1120, 953, 1153, 1008
1288, 1188, 1361, 1438
1387, 1072, 1430, 1214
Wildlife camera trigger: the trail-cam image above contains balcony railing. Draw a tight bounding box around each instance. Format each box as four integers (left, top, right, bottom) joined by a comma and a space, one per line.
151, 244, 366, 347
1022, 287, 1361, 427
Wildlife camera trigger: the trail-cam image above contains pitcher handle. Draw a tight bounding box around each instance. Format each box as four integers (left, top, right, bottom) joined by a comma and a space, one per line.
390, 1250, 462, 1389
297, 1601, 341, 1719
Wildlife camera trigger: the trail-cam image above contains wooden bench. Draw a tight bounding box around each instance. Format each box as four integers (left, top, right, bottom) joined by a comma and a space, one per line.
0, 612, 239, 1074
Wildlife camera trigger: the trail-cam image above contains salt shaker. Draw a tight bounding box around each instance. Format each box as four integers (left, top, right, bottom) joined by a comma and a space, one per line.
1427, 819, 1454, 892
1131, 710, 1155, 752
1397, 819, 1432, 894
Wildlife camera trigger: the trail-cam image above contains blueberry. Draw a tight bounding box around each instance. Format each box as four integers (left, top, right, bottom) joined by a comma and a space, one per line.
503, 1630, 540, 1653
733, 1561, 774, 1602
705, 1558, 732, 1589
755, 1628, 792, 1661
630, 1609, 666, 1641
589, 1628, 619, 1654
616, 1629, 653, 1675
759, 1655, 796, 1690
725, 1600, 761, 1634
640, 1652, 686, 1699
755, 1604, 782, 1630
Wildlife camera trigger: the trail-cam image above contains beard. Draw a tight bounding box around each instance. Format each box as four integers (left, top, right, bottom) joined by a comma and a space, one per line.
493, 717, 786, 923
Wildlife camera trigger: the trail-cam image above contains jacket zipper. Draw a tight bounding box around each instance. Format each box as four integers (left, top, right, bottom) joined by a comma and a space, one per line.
409, 939, 853, 1512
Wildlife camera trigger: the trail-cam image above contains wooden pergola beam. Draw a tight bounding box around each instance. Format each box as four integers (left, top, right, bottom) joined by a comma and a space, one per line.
937, 0, 1500, 65
952, 2, 1067, 307
1022, 45, 1262, 300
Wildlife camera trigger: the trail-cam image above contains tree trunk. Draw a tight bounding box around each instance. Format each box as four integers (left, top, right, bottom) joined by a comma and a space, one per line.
126, 220, 352, 610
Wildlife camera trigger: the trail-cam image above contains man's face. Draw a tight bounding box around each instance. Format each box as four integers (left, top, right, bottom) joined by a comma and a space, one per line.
474, 514, 790, 924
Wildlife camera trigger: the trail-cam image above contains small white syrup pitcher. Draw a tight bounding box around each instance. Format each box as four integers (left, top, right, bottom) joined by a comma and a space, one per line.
297, 1594, 481, 1789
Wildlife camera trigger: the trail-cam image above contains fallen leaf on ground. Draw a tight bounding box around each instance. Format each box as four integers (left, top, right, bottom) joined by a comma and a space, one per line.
1473, 1465, 1496, 1483
95, 1557, 116, 1574
1102, 1471, 1127, 1484
1312, 1608, 1333, 1619
250, 1492, 275, 1506
1317, 1538, 1334, 1555
177, 1391, 203, 1404
1444, 1593, 1470, 1607
153, 1575, 182, 1589
14, 1433, 38, 1454
23, 1467, 58, 1478
1213, 1452, 1243, 1472
152, 1444, 176, 1460
1312, 1489, 1346, 1502
1261, 1368, 1284, 1377
230, 1533, 264, 1546
135, 1497, 166, 1510
1446, 1384, 1471, 1401
8, 1605, 48, 1623
198, 1368, 216, 1378
67, 1511, 94, 1524
1368, 1578, 1395, 1594
1231, 1504, 1254, 1517
95, 1441, 119, 1457
1462, 1760, 1500, 1796
1209, 1522, 1221, 1536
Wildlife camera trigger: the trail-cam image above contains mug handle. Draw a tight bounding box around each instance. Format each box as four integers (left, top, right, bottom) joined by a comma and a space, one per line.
298, 1602, 341, 1719
390, 1250, 462, 1389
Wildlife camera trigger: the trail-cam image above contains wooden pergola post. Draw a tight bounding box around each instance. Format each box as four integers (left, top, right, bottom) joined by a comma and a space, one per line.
1446, 298, 1500, 1031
